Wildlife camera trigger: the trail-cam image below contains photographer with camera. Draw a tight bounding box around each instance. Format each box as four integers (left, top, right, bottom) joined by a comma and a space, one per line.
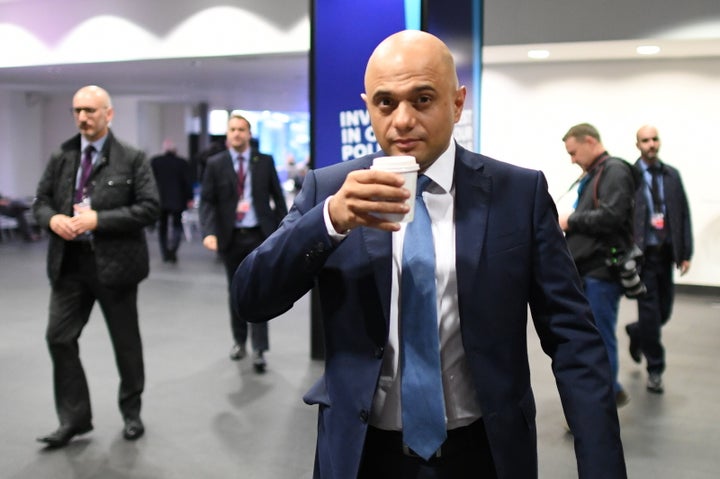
559, 123, 643, 408
625, 125, 693, 395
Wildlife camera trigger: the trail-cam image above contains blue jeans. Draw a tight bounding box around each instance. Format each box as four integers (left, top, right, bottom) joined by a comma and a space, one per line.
583, 276, 624, 393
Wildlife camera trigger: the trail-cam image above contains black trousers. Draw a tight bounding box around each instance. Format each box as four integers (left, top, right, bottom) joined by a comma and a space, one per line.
222, 227, 268, 352
628, 244, 674, 374
157, 209, 184, 259
46, 242, 144, 427
358, 420, 497, 479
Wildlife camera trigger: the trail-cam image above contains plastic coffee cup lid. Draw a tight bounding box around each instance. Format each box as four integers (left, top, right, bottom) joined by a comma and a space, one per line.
370, 155, 418, 172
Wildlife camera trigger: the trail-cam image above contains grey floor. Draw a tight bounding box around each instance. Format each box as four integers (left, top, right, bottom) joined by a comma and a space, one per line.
1, 231, 719, 478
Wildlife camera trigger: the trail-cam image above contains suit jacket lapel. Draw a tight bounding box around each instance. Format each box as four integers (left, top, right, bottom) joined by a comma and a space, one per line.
91, 134, 113, 178
363, 223, 393, 328
222, 152, 239, 199
248, 151, 263, 200
357, 152, 394, 327
454, 148, 492, 302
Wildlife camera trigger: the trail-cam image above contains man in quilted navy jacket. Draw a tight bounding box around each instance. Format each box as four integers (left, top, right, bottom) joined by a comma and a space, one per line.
33, 85, 159, 448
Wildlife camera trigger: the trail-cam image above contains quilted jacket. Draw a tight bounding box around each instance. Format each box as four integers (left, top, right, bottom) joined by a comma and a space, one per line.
33, 131, 160, 287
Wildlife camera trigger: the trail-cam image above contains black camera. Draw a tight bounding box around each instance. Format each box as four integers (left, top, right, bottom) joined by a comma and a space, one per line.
606, 245, 647, 299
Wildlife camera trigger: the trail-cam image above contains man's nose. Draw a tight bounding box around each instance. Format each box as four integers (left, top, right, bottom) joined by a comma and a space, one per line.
392, 102, 415, 130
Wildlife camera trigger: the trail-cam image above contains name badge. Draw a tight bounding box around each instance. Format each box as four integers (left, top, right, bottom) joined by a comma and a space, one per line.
651, 212, 665, 230
237, 200, 251, 214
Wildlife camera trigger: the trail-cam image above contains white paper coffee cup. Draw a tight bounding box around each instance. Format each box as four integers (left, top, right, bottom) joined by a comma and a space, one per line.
370, 155, 419, 223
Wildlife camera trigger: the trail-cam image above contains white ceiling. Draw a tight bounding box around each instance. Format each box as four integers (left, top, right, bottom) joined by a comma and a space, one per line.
0, 0, 718, 113
483, 37, 720, 64
0, 37, 718, 113
0, 53, 309, 112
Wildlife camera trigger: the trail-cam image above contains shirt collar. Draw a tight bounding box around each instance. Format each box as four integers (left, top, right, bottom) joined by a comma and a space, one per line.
639, 158, 662, 173
232, 148, 249, 163
81, 134, 108, 156
422, 141, 455, 193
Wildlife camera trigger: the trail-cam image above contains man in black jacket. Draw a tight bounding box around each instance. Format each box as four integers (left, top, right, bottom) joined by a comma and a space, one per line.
200, 113, 287, 372
559, 123, 642, 407
625, 125, 693, 394
33, 85, 160, 448
151, 139, 194, 263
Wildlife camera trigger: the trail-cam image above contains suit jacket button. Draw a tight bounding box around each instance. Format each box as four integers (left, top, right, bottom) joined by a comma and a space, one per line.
359, 410, 369, 423
374, 347, 384, 359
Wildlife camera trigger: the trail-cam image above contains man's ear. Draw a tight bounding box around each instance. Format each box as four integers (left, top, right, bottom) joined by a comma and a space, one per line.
453, 86, 467, 122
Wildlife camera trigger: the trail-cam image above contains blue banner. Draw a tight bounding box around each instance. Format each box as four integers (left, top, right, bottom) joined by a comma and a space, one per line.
311, 0, 481, 167
311, 0, 420, 169
309, 0, 482, 359
425, 0, 482, 152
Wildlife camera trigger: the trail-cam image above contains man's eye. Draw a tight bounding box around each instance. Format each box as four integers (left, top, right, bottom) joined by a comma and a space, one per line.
72, 107, 97, 115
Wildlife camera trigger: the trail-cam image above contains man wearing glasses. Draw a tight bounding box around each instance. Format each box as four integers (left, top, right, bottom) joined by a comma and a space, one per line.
33, 85, 159, 448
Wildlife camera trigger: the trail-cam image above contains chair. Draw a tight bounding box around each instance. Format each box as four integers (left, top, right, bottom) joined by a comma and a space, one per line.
181, 207, 200, 242
0, 215, 19, 241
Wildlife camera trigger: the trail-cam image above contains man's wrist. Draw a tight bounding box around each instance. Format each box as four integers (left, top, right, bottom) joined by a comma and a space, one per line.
323, 196, 350, 241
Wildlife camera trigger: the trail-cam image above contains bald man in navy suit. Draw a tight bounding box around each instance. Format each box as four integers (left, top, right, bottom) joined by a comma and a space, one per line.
232, 31, 626, 479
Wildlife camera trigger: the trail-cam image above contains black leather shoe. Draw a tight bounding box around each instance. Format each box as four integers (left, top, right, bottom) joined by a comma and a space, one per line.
123, 418, 145, 441
625, 324, 641, 363
253, 351, 267, 374
229, 343, 246, 361
646, 373, 664, 394
37, 423, 93, 448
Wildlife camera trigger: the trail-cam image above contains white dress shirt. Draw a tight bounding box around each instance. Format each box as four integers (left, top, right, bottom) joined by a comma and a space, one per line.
324, 142, 483, 431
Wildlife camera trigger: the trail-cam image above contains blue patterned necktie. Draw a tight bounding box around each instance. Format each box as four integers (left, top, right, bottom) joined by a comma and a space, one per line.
400, 174, 447, 460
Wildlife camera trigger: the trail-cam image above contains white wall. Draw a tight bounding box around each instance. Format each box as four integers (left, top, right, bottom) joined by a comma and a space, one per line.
480, 57, 720, 286
484, 0, 720, 45
137, 102, 193, 158
0, 0, 307, 194
158, 104, 192, 159
0, 91, 46, 198
41, 93, 79, 160
0, 91, 190, 196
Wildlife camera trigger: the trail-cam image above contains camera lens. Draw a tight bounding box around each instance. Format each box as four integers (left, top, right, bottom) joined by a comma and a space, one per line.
620, 268, 646, 298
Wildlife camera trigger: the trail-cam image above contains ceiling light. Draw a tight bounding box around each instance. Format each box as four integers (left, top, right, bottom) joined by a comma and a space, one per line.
636, 45, 661, 55
527, 49, 550, 59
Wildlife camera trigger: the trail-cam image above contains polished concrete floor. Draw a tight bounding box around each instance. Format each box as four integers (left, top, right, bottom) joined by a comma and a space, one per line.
1, 232, 719, 478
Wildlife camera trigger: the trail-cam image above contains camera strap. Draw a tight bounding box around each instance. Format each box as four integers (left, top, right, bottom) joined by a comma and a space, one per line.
588, 153, 610, 209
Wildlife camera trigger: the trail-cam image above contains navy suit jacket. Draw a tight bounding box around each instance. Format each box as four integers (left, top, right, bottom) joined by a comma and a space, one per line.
233, 145, 626, 479
200, 149, 287, 252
